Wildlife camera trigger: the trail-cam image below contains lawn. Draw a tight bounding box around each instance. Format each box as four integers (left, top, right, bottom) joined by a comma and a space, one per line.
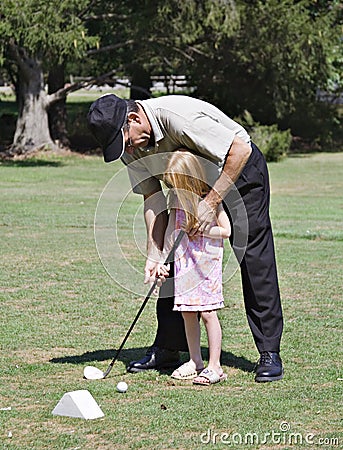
0, 152, 342, 449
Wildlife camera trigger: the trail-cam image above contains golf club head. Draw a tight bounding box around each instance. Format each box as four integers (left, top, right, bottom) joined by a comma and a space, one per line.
83, 365, 105, 380
82, 231, 186, 381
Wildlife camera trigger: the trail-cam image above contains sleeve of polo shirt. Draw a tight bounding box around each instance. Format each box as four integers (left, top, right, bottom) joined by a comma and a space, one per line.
121, 154, 161, 195
180, 115, 235, 163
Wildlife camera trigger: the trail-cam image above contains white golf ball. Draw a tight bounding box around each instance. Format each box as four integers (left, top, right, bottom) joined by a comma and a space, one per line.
116, 381, 128, 393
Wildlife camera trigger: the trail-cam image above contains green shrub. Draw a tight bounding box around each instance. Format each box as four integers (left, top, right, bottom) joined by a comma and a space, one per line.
250, 123, 292, 162
238, 111, 292, 162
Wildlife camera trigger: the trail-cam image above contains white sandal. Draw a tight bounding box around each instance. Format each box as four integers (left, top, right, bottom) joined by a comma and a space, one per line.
171, 361, 204, 380
193, 368, 228, 386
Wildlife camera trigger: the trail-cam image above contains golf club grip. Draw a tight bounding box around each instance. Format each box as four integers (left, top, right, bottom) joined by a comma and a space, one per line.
104, 230, 186, 377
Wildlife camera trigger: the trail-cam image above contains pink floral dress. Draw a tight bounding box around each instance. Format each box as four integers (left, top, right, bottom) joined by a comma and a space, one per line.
173, 208, 224, 312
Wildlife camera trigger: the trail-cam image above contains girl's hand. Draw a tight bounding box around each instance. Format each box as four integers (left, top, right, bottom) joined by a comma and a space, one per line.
155, 262, 170, 286
144, 259, 170, 286
153, 263, 170, 295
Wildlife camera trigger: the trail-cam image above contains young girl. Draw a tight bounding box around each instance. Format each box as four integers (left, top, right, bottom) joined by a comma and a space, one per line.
162, 150, 231, 386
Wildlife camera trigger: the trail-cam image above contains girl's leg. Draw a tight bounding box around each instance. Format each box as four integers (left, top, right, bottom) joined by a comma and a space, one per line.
201, 311, 223, 375
182, 312, 204, 371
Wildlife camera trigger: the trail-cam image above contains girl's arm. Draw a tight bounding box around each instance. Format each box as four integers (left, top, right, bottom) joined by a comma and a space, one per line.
149, 208, 175, 290
146, 197, 175, 291
162, 189, 178, 255
143, 189, 169, 284
201, 203, 231, 239
162, 208, 176, 257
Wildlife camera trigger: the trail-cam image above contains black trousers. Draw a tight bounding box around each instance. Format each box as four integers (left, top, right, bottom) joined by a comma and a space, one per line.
153, 143, 283, 354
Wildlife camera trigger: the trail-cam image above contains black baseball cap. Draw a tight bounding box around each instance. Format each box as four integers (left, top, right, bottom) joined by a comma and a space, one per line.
87, 94, 127, 162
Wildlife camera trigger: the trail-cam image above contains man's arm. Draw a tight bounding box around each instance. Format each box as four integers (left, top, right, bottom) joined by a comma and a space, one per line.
143, 187, 169, 284
192, 136, 251, 234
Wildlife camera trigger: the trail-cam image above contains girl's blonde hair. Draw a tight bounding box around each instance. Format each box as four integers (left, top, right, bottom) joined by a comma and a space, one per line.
163, 150, 209, 232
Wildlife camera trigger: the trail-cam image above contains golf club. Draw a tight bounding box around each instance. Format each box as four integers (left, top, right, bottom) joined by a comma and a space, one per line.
83, 229, 186, 380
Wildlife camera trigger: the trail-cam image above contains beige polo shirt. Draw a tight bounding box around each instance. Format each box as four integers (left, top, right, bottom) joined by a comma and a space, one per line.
121, 95, 250, 195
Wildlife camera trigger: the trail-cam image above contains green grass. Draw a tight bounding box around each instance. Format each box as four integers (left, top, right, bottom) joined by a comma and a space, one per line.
0, 152, 342, 449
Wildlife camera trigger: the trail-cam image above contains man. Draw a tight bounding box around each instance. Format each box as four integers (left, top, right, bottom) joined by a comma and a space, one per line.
87, 93, 284, 382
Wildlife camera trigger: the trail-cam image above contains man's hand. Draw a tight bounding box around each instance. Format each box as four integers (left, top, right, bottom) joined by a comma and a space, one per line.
189, 198, 217, 236
189, 137, 251, 236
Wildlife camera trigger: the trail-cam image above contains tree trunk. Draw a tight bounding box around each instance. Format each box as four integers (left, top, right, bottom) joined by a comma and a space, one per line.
48, 64, 70, 148
11, 53, 55, 154
128, 63, 152, 100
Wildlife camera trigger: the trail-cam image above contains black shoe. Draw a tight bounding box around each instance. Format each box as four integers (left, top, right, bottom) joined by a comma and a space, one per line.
127, 346, 181, 373
255, 351, 284, 382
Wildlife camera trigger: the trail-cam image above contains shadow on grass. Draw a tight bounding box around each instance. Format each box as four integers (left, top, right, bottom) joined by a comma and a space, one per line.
50, 347, 255, 373
0, 159, 64, 167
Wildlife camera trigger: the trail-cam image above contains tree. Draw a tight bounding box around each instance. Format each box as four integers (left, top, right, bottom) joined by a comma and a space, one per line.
103, 0, 341, 144
1, 0, 341, 155
186, 0, 342, 142
81, 0, 239, 95
0, 0, 98, 155
47, 64, 70, 147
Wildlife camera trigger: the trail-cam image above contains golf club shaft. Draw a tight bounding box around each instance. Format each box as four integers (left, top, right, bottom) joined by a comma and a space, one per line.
103, 229, 186, 378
